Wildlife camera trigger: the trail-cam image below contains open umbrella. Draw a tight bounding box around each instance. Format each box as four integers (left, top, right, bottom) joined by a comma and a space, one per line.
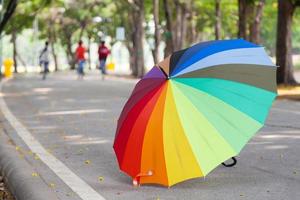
113, 39, 277, 187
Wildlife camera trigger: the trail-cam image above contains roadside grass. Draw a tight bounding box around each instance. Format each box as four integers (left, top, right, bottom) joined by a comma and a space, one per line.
295, 62, 300, 70
277, 85, 300, 100
0, 176, 15, 200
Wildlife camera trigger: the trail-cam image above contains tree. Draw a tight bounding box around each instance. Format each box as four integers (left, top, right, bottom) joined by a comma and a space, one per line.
0, 0, 18, 34
238, 0, 247, 39
0, 0, 18, 74
237, 0, 265, 43
162, 0, 193, 56
276, 0, 300, 84
129, 0, 145, 77
4, 0, 52, 72
162, 0, 174, 56
36, 1, 64, 71
115, 0, 145, 77
50, 0, 104, 70
215, 0, 222, 40
152, 0, 160, 64
249, 0, 265, 43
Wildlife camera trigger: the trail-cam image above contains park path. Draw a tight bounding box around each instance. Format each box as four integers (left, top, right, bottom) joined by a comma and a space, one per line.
0, 72, 300, 200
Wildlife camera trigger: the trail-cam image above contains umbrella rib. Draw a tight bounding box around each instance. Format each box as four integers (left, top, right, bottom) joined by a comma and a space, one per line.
158, 67, 169, 79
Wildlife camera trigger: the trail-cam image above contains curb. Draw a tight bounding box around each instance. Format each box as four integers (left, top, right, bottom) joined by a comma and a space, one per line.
0, 77, 107, 200
0, 130, 59, 200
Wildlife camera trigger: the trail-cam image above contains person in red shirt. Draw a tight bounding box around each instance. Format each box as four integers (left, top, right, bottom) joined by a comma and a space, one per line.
75, 40, 86, 79
98, 41, 110, 75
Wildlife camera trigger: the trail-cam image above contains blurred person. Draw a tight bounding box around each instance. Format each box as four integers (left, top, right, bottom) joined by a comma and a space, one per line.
39, 41, 50, 80
98, 41, 110, 75
75, 40, 86, 79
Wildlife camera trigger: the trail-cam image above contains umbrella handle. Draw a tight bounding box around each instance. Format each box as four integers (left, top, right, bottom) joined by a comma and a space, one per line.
222, 157, 237, 167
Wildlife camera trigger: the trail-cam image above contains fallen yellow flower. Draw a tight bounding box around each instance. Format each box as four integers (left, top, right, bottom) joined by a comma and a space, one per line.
98, 176, 104, 182
32, 172, 39, 177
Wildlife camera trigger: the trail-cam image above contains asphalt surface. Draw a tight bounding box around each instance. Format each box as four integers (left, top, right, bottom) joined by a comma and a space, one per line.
1, 72, 300, 200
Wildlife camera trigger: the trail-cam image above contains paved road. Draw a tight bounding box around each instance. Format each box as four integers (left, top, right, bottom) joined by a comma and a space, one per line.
1, 72, 300, 200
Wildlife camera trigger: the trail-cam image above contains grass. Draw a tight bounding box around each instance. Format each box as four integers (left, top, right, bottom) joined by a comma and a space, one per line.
295, 62, 300, 70
0, 176, 15, 200
277, 85, 300, 100
0, 187, 15, 200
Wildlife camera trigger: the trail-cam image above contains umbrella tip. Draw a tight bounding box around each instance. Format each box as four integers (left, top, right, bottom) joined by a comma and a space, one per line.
133, 179, 139, 187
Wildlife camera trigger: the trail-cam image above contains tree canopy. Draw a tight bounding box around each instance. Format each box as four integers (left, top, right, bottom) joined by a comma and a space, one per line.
2, 0, 300, 83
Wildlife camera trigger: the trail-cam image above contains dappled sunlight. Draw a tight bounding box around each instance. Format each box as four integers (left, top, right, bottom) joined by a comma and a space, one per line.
28, 126, 57, 130
38, 109, 108, 116
260, 130, 300, 134
35, 96, 48, 100
32, 87, 53, 94
70, 138, 111, 145
272, 107, 300, 115
63, 135, 84, 141
277, 86, 300, 100
258, 134, 300, 139
2, 0, 300, 196
248, 141, 273, 145
264, 145, 289, 150
0, 91, 32, 97
62, 134, 111, 145
64, 98, 76, 103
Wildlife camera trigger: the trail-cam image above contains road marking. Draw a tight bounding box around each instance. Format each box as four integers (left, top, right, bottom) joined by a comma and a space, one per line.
0, 79, 106, 200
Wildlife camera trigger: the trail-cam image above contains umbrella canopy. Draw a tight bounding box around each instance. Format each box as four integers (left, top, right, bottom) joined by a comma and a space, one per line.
113, 39, 277, 187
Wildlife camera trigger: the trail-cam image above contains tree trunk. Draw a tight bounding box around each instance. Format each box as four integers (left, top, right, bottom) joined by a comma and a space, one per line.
66, 37, 76, 70
51, 42, 59, 71
127, 45, 136, 75
17, 53, 26, 68
127, 0, 145, 77
0, 0, 18, 34
133, 0, 145, 77
179, 3, 188, 49
174, 0, 181, 50
62, 25, 76, 70
121, 2, 138, 76
88, 36, 92, 69
78, 20, 87, 41
49, 26, 59, 71
215, 0, 222, 40
249, 0, 265, 44
238, 0, 247, 39
186, 1, 196, 44
246, 2, 255, 41
12, 30, 18, 73
153, 0, 160, 64
170, 0, 188, 51
276, 0, 296, 84
163, 0, 174, 56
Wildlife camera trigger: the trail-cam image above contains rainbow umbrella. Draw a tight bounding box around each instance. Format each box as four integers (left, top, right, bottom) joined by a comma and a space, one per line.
113, 39, 277, 187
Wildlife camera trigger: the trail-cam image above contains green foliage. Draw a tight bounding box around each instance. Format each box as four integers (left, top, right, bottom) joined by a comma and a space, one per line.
293, 6, 300, 54
3, 0, 300, 67
4, 0, 51, 34
260, 0, 277, 55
